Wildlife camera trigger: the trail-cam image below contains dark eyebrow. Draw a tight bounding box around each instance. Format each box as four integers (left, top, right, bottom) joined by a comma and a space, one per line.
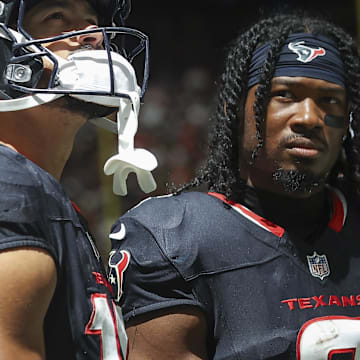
271, 78, 345, 95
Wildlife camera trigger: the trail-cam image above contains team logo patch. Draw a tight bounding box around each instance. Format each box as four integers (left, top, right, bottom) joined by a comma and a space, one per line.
288, 41, 326, 63
108, 250, 131, 302
307, 251, 330, 280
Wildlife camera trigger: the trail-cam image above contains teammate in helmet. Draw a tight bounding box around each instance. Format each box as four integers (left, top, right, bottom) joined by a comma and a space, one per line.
0, 0, 154, 358
109, 13, 360, 359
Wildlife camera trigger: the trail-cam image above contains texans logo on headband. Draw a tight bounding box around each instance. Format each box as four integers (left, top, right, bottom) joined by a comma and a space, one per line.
247, 34, 345, 88
288, 41, 326, 63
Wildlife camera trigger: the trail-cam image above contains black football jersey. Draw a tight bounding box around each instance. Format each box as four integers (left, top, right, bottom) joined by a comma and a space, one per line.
0, 145, 128, 360
109, 190, 360, 359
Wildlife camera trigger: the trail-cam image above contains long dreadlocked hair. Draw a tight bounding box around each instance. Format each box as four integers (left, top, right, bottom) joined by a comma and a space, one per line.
176, 13, 360, 199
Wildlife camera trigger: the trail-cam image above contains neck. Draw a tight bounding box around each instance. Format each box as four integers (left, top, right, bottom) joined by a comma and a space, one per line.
236, 184, 326, 216
0, 104, 87, 180
234, 184, 330, 241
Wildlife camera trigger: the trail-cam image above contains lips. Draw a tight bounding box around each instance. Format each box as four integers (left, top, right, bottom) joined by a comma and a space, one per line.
284, 137, 326, 158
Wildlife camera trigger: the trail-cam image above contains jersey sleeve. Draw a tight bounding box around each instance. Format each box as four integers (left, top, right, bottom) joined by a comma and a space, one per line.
108, 199, 204, 323
0, 161, 58, 261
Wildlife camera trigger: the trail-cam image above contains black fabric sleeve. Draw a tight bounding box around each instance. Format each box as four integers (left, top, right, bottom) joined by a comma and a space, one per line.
0, 173, 58, 261
109, 216, 204, 323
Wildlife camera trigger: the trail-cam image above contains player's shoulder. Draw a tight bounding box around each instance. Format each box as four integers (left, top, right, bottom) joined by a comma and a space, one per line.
112, 191, 249, 280
121, 191, 221, 229
111, 191, 226, 260
0, 146, 42, 206
0, 145, 70, 221
0, 145, 43, 187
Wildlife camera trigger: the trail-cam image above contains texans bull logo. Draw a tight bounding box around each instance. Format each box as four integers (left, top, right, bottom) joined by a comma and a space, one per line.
108, 249, 131, 302
288, 41, 326, 63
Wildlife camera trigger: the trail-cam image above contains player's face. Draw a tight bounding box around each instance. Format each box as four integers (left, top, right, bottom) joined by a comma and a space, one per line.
23, 0, 103, 63
240, 76, 348, 197
20, 0, 116, 121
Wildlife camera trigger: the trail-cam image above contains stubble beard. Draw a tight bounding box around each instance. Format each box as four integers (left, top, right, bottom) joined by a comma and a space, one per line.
272, 167, 328, 194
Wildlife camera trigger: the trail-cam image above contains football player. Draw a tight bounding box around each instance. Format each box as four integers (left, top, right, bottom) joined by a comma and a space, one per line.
0, 0, 156, 359
109, 13, 360, 359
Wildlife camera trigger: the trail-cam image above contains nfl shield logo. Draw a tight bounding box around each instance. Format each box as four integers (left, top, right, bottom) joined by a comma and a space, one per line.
307, 251, 330, 280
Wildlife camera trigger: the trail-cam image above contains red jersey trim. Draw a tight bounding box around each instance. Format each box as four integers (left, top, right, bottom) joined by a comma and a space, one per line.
208, 192, 285, 237
327, 187, 347, 233
71, 201, 83, 215
209, 188, 347, 237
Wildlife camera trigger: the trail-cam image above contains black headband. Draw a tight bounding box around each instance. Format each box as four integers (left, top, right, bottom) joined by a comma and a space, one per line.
247, 33, 345, 88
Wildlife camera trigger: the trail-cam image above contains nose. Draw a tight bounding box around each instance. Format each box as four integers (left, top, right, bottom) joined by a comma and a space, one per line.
290, 98, 324, 132
76, 25, 104, 49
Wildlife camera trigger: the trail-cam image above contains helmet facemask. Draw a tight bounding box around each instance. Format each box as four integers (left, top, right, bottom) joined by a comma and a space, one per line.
0, 0, 156, 196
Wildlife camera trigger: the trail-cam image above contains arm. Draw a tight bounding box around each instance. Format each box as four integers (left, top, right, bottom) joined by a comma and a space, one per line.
126, 306, 208, 360
0, 247, 57, 360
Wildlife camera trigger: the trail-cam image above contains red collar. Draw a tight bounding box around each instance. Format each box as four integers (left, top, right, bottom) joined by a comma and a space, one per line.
209, 189, 347, 237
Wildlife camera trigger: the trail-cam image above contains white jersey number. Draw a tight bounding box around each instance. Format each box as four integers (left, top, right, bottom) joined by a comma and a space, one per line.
297, 316, 360, 360
85, 293, 128, 360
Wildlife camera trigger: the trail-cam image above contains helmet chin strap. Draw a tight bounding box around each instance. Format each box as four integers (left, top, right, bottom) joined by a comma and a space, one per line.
0, 92, 64, 111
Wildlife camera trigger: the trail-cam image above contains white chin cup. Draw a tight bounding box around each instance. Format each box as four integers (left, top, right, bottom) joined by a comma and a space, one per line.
56, 50, 141, 106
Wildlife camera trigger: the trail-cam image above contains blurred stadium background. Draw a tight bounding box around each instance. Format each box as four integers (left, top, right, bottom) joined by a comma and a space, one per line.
61, 0, 357, 256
